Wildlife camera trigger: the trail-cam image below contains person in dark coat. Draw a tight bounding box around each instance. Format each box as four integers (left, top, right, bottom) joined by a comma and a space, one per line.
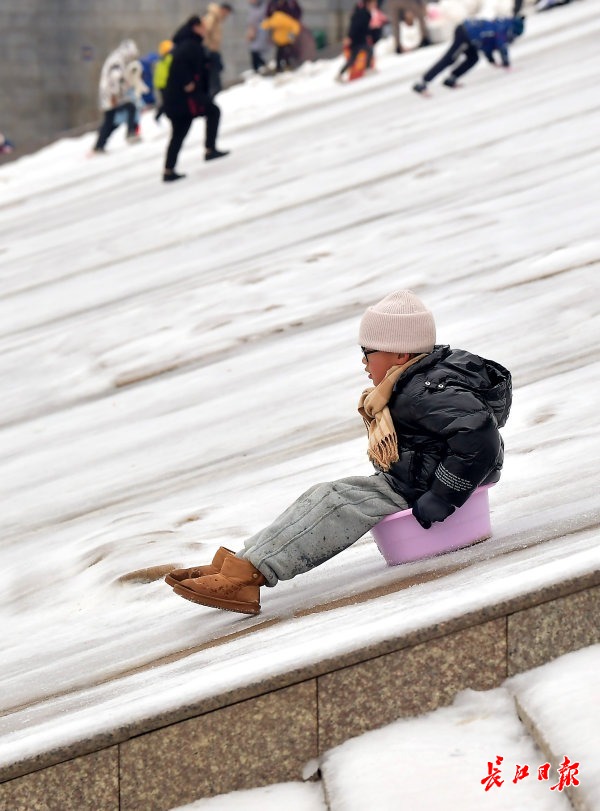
162, 15, 229, 182
266, 0, 302, 19
165, 290, 512, 615
337, 0, 377, 81
413, 16, 525, 94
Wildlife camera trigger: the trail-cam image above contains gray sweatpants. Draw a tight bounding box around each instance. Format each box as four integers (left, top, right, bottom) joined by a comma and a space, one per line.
239, 473, 408, 586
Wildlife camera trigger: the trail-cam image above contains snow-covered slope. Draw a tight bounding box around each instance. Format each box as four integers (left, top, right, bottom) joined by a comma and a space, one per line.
0, 0, 598, 771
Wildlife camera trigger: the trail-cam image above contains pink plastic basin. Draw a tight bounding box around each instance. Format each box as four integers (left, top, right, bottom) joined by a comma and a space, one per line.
371, 485, 493, 565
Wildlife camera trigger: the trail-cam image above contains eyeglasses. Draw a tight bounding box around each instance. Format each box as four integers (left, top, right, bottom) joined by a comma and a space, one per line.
361, 346, 379, 362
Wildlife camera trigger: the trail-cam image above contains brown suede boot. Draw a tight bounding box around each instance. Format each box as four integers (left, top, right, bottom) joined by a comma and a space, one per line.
164, 546, 235, 588
173, 556, 266, 615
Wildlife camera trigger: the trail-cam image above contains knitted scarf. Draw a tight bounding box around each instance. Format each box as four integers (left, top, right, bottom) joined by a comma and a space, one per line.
357, 354, 426, 471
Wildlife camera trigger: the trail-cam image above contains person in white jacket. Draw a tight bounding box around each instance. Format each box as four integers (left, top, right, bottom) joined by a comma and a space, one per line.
93, 39, 142, 153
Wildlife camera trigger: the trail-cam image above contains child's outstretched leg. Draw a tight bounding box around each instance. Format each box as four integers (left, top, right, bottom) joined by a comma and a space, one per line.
173, 474, 407, 614
443, 46, 479, 87
241, 474, 407, 583
413, 23, 471, 94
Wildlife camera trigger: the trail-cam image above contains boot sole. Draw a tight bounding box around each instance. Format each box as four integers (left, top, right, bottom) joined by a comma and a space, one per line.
173, 584, 260, 615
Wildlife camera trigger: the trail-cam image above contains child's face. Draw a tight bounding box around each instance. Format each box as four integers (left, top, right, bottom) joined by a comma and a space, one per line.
362, 349, 410, 385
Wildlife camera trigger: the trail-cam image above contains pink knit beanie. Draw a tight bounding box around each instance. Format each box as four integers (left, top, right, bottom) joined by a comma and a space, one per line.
359, 290, 436, 353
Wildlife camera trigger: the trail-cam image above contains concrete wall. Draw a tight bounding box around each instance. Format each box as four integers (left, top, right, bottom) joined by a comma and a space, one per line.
0, 0, 354, 153
1, 575, 598, 811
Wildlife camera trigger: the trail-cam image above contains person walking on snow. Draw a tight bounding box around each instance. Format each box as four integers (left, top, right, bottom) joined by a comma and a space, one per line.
165, 290, 512, 615
413, 15, 525, 94
93, 39, 142, 153
162, 15, 229, 182
246, 0, 271, 73
261, 5, 301, 72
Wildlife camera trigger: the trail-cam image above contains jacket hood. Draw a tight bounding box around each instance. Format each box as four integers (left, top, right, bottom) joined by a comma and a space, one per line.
407, 346, 512, 428
172, 17, 203, 44
117, 38, 139, 63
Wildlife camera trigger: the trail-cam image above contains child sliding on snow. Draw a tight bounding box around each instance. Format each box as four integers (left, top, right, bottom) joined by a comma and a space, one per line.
165, 290, 512, 615
413, 16, 525, 94
336, 0, 377, 82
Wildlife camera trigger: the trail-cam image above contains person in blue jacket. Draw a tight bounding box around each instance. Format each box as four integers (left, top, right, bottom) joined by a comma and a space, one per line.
413, 16, 525, 94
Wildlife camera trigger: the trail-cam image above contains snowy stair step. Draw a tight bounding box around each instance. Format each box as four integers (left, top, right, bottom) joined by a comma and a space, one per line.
320, 687, 574, 811
506, 644, 600, 811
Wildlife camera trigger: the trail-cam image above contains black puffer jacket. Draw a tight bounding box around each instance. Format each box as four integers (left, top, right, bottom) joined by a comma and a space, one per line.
384, 346, 512, 510
163, 26, 210, 119
348, 5, 372, 46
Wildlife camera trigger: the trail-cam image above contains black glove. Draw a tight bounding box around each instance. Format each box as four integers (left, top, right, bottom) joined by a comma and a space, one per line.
412, 492, 455, 530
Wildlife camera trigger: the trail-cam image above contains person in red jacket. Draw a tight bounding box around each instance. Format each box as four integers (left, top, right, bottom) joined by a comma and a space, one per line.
165, 290, 511, 615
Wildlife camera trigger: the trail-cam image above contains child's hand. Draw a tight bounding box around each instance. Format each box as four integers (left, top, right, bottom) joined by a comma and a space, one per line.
412, 492, 455, 529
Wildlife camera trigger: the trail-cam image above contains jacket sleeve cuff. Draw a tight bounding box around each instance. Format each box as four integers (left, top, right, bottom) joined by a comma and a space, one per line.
430, 463, 476, 507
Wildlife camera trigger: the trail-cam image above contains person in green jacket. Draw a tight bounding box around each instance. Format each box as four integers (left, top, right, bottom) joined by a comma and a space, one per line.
153, 39, 174, 121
